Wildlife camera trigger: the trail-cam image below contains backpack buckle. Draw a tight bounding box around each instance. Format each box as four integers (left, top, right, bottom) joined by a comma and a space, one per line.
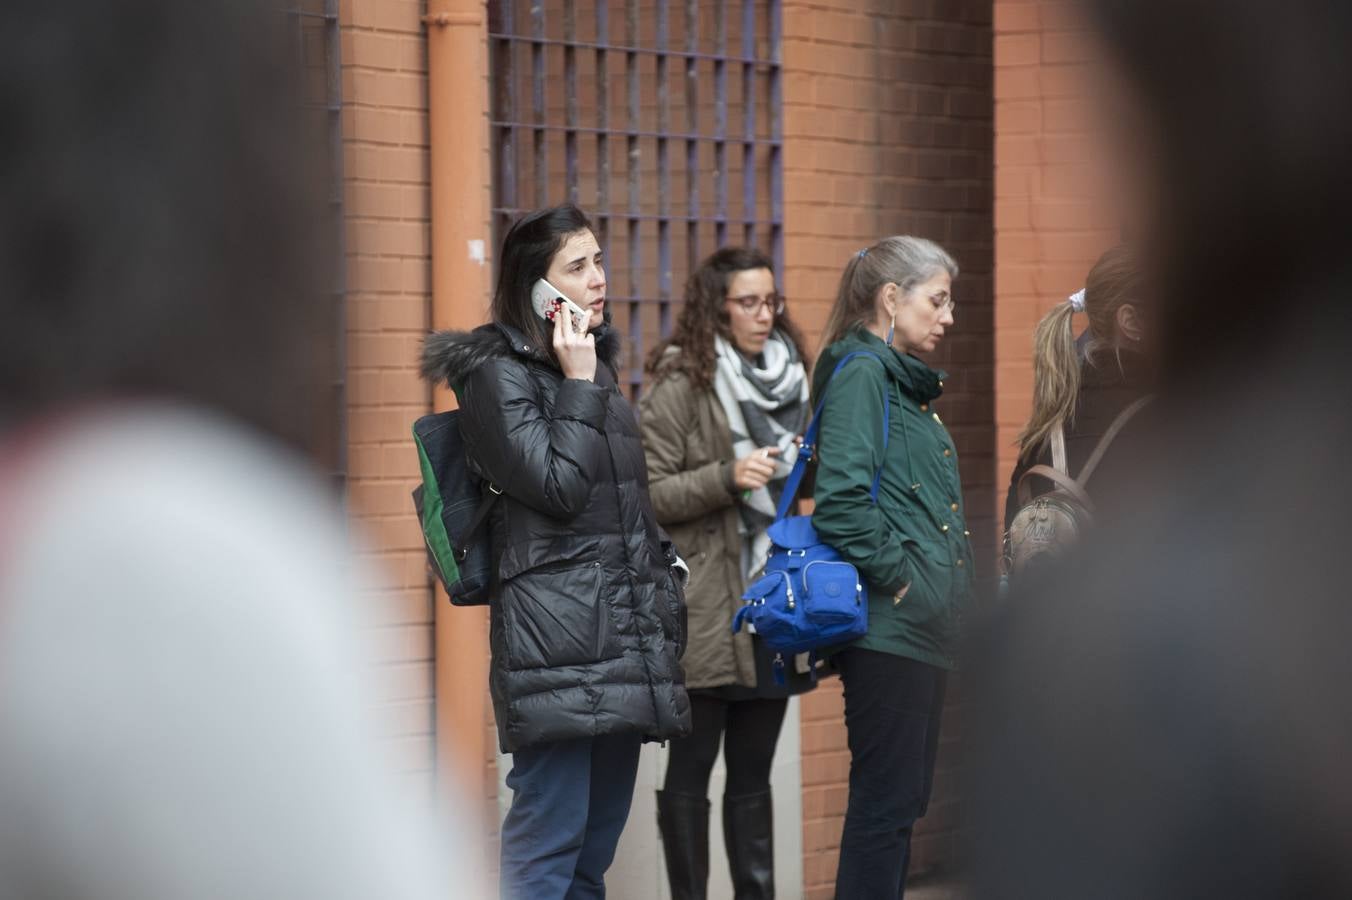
487, 483, 503, 495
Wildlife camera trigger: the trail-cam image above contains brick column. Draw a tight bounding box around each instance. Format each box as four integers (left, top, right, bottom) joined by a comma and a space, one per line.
339, 0, 439, 787
993, 0, 1119, 524
782, 2, 994, 894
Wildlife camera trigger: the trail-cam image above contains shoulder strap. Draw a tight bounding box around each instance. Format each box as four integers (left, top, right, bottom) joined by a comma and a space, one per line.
1016, 463, 1094, 511
1050, 423, 1068, 475
775, 351, 888, 521
1077, 395, 1151, 486
1015, 396, 1150, 510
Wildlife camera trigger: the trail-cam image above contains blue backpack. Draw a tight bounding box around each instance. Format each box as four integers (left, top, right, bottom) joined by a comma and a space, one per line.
732, 351, 889, 680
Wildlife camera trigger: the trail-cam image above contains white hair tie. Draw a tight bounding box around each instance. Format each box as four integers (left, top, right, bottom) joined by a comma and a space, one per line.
1067, 289, 1086, 312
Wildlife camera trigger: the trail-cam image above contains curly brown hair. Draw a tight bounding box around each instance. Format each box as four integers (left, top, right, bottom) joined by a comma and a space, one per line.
645, 246, 812, 390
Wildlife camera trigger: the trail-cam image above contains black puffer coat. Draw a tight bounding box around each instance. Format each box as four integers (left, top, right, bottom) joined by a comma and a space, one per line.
422, 321, 691, 753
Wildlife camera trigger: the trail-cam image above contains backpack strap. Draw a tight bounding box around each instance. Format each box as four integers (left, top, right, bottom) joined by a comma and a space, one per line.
1050, 423, 1068, 475
1077, 396, 1151, 486
1015, 395, 1152, 508
1017, 463, 1095, 510
775, 351, 889, 521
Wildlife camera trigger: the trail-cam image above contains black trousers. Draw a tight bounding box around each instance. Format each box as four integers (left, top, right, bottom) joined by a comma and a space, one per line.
663, 692, 788, 798
834, 648, 947, 899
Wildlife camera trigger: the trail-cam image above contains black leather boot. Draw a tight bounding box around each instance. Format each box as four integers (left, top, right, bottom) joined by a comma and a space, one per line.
657, 790, 710, 900
723, 790, 775, 900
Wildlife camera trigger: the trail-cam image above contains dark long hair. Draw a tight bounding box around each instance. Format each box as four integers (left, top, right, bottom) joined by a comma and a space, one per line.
493, 205, 596, 358
0, 0, 334, 461
645, 246, 810, 390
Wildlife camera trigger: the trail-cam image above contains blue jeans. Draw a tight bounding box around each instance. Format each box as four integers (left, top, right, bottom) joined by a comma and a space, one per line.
835, 649, 947, 899
500, 732, 643, 900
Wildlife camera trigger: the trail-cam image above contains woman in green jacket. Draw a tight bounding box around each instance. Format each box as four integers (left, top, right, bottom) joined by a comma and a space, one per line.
640, 246, 815, 899
811, 236, 972, 898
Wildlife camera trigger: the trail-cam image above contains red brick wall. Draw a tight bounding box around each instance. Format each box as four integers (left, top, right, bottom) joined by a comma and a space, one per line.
993, 0, 1118, 523
339, 0, 438, 794
342, 0, 503, 870
782, 1, 994, 894
340, 1, 1002, 893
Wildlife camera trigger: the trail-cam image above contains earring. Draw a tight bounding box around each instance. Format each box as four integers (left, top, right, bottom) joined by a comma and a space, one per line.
885, 310, 896, 346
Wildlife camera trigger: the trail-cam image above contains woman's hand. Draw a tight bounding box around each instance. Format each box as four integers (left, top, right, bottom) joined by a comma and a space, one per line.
553, 301, 597, 381
732, 446, 781, 491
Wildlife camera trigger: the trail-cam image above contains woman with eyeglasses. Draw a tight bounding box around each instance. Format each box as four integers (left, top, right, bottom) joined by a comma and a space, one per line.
811, 236, 971, 897
639, 246, 815, 900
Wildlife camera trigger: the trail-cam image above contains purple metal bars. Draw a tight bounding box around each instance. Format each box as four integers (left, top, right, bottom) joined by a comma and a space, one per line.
656, 0, 672, 343
595, 0, 611, 255
626, 0, 641, 383
741, 0, 756, 248
767, 0, 783, 273
685, 0, 700, 274
714, 0, 729, 247
489, 0, 518, 239
532, 0, 547, 206
488, 0, 783, 399
565, 0, 580, 202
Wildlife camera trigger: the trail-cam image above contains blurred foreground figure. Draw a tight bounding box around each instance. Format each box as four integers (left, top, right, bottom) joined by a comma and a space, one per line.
969, 1, 1352, 897
0, 2, 479, 897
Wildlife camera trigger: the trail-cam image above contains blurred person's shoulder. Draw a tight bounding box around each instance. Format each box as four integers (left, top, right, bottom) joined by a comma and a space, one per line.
12, 403, 349, 558
2, 402, 375, 640
0, 403, 483, 899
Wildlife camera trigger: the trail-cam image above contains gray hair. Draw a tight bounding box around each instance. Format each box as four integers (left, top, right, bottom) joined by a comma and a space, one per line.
822, 236, 958, 349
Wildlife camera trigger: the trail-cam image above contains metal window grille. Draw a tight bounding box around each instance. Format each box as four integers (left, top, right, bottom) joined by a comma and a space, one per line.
489, 0, 783, 400
282, 0, 347, 483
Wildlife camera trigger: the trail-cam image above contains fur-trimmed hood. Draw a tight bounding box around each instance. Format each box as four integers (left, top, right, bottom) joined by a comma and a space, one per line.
420, 320, 621, 390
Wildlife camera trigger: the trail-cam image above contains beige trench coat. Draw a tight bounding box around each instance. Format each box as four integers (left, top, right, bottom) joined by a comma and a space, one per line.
639, 366, 759, 691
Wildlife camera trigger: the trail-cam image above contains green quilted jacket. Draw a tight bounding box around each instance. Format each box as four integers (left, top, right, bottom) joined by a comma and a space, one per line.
810, 328, 974, 670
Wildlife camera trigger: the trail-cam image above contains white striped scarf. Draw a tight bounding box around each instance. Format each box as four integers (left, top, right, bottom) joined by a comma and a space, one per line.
712, 332, 809, 580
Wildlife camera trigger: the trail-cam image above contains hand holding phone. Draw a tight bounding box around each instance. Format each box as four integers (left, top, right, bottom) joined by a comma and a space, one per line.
531, 279, 591, 332
537, 280, 597, 381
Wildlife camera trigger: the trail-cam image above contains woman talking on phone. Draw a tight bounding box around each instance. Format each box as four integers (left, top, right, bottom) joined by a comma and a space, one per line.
420, 204, 691, 900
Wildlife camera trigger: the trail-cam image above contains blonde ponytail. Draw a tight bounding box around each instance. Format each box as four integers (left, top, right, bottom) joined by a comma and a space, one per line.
1017, 300, 1081, 461
1016, 245, 1141, 462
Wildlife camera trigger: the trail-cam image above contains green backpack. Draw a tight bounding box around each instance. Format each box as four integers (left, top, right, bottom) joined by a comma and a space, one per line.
411, 410, 500, 606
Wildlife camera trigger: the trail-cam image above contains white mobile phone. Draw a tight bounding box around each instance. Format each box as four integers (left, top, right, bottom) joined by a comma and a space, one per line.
531, 279, 591, 331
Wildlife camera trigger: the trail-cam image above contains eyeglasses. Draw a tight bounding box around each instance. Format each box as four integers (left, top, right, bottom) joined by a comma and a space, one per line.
727, 293, 785, 316
905, 285, 955, 313
930, 293, 956, 313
